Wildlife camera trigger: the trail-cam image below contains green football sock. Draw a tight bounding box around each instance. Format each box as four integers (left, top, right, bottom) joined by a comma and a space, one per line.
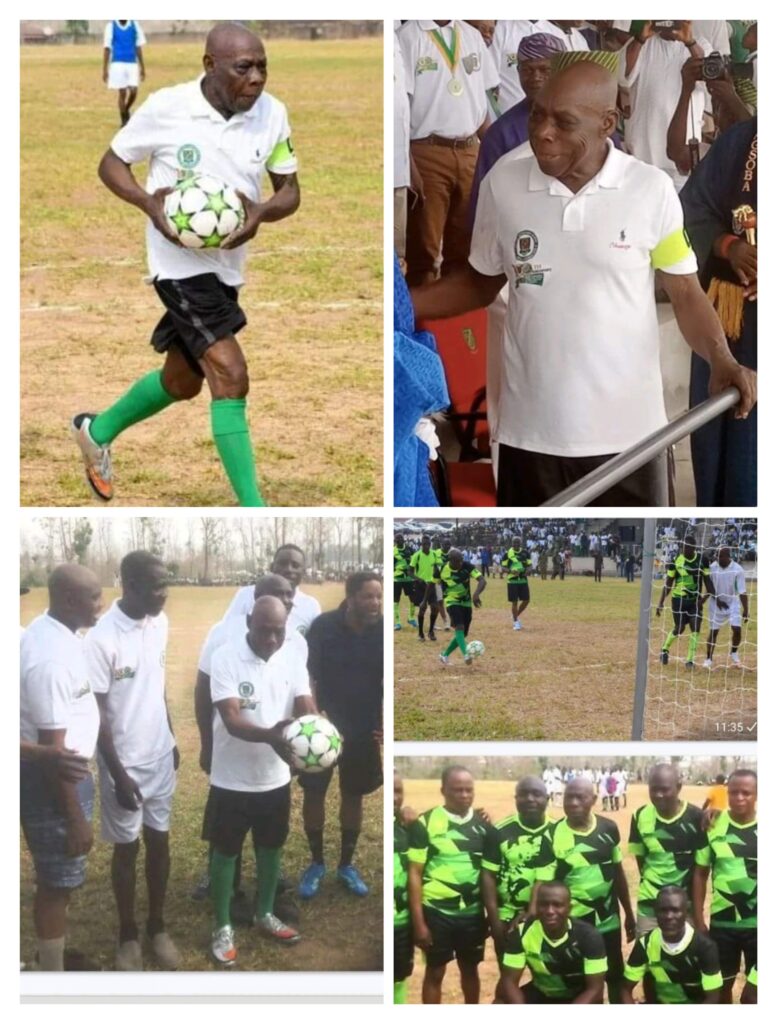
394, 602, 401, 625
394, 980, 408, 1004
443, 636, 459, 657
90, 369, 175, 445
211, 398, 265, 507
254, 846, 282, 918
456, 630, 468, 655
210, 851, 237, 929
662, 631, 677, 652
688, 632, 700, 661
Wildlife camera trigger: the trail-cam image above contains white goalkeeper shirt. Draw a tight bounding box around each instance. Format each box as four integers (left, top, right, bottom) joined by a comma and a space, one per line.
710, 561, 747, 604
109, 77, 298, 286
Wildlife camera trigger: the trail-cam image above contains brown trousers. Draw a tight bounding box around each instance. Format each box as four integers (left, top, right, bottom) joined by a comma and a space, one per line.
406, 141, 478, 286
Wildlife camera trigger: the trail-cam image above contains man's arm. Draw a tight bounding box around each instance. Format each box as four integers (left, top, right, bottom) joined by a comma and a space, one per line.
657, 270, 757, 418
480, 868, 503, 946
102, 47, 111, 83
624, 21, 652, 77
223, 171, 301, 251
408, 860, 432, 949
473, 575, 487, 607
194, 669, 213, 773
622, 979, 639, 1004
136, 45, 145, 80
20, 741, 89, 783
411, 266, 506, 322
293, 693, 317, 717
501, 966, 527, 1004
666, 57, 704, 174
692, 863, 710, 932
573, 973, 605, 1005
740, 593, 750, 620
36, 728, 93, 857
95, 692, 143, 811
614, 863, 636, 940
97, 149, 180, 245
214, 697, 293, 761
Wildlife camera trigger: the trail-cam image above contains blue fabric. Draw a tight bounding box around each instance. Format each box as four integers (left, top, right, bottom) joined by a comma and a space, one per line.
20, 763, 95, 889
393, 254, 449, 507
111, 21, 139, 63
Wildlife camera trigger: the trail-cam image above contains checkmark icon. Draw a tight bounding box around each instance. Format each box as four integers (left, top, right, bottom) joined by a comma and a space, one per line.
746, 722, 757, 732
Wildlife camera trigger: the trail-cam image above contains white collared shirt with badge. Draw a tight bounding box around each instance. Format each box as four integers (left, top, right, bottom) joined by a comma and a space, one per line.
84, 600, 174, 768
399, 20, 500, 140
470, 140, 698, 457
20, 613, 100, 758
490, 20, 537, 114
198, 613, 308, 677
209, 637, 312, 792
110, 78, 298, 286
223, 584, 321, 637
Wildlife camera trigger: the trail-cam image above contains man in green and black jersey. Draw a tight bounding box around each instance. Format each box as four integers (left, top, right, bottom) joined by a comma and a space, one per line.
393, 533, 418, 631
656, 534, 716, 668
623, 887, 723, 1004
501, 881, 607, 1004
482, 776, 555, 1001
501, 535, 531, 632
436, 548, 486, 668
431, 539, 451, 632
629, 763, 705, 935
409, 535, 440, 642
551, 777, 636, 1003
407, 765, 496, 1003
692, 768, 757, 1003
393, 772, 414, 1004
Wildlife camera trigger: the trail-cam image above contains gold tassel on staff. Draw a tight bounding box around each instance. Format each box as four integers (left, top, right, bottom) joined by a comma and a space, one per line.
707, 277, 744, 341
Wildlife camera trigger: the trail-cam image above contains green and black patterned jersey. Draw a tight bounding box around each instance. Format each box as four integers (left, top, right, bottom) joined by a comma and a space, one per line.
628, 801, 705, 917
551, 815, 623, 933
695, 811, 757, 930
394, 817, 410, 928
482, 814, 555, 921
407, 805, 495, 917
666, 552, 711, 599
436, 561, 482, 608
625, 926, 723, 1004
433, 546, 449, 568
410, 548, 440, 583
501, 547, 530, 584
502, 917, 607, 1001
394, 545, 413, 583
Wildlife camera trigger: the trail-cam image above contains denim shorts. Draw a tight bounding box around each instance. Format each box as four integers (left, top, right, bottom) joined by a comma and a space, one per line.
20, 762, 95, 889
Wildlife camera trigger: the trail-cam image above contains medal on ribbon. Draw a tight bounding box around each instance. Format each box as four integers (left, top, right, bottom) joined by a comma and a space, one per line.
430, 25, 463, 97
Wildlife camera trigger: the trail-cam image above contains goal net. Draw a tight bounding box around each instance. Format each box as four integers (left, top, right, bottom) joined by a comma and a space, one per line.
633, 517, 757, 740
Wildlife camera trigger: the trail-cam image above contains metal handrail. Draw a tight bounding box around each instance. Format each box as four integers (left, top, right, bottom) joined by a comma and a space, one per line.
540, 387, 741, 507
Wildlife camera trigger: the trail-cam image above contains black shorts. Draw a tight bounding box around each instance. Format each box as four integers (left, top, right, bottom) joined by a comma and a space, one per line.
151, 273, 247, 374
423, 906, 486, 968
394, 924, 414, 982
298, 734, 383, 797
711, 925, 757, 981
671, 595, 702, 634
520, 981, 587, 1004
447, 604, 473, 634
394, 580, 417, 603
507, 582, 530, 602
208, 783, 291, 856
601, 926, 624, 983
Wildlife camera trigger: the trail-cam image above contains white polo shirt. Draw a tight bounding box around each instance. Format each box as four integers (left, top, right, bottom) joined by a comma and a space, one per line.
394, 29, 411, 188
110, 78, 298, 286
20, 614, 99, 758
399, 20, 500, 140
210, 638, 311, 792
490, 20, 536, 113
710, 561, 747, 602
531, 20, 590, 53
470, 140, 698, 456
84, 602, 174, 768
223, 585, 321, 636
198, 614, 308, 676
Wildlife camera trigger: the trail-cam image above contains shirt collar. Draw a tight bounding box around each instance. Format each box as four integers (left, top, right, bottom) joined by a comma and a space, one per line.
111, 599, 150, 632
528, 139, 625, 196
239, 635, 283, 666
186, 75, 258, 124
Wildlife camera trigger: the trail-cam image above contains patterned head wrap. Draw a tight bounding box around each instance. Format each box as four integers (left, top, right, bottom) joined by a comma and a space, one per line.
551, 49, 620, 76
517, 33, 565, 63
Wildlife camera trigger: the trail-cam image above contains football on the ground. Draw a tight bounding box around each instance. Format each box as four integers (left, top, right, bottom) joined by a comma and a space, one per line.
164, 173, 245, 248
466, 639, 485, 658
283, 715, 343, 773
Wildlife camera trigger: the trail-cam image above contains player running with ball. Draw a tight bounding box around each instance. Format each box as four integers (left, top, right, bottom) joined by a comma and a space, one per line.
436, 548, 486, 668
72, 23, 300, 506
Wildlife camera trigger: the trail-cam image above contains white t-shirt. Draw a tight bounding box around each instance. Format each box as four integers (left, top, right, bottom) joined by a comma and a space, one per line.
470, 140, 698, 456
110, 78, 298, 286
209, 637, 311, 792
20, 613, 100, 758
198, 613, 308, 676
394, 29, 411, 188
710, 561, 747, 604
84, 601, 174, 768
223, 585, 321, 636
103, 20, 147, 58
399, 20, 500, 140
490, 20, 536, 113
619, 34, 712, 191
531, 20, 590, 53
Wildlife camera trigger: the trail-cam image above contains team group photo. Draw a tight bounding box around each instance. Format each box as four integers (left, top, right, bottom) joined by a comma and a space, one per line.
20, 515, 383, 973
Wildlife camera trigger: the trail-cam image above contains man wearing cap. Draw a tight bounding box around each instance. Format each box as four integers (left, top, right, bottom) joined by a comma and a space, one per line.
411, 59, 756, 505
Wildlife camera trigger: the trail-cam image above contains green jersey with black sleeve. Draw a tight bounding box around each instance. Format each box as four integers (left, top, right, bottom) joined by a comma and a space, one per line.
625, 925, 723, 1003
501, 547, 530, 584
394, 545, 413, 583
482, 814, 555, 922
502, 917, 607, 1001
437, 561, 482, 609
410, 548, 440, 584
394, 817, 410, 928
550, 815, 623, 933
666, 552, 711, 599
628, 801, 705, 917
407, 805, 494, 918
694, 811, 757, 930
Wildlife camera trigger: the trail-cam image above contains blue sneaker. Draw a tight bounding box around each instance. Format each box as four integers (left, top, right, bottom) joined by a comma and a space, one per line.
298, 862, 326, 899
408, 618, 418, 627
337, 864, 369, 896
394, 622, 402, 631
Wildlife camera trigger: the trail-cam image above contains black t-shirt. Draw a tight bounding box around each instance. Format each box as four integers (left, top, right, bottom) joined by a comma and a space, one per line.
306, 604, 383, 738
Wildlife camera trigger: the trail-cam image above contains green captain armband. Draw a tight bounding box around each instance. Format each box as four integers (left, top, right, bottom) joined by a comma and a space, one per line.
650, 227, 693, 270
702, 970, 723, 992
267, 137, 295, 172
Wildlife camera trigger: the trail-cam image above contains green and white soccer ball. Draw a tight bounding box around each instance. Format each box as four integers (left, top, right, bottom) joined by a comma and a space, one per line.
283, 715, 343, 774
466, 639, 485, 658
164, 173, 245, 249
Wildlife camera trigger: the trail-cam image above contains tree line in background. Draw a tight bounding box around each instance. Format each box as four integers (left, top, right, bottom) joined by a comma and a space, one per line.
20, 517, 383, 588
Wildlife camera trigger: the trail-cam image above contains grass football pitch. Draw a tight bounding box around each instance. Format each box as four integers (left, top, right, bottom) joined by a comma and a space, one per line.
400, 779, 744, 1004
394, 576, 641, 742
20, 583, 383, 972
20, 38, 382, 507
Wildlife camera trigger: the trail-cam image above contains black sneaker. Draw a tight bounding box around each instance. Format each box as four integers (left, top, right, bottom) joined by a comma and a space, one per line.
428, 630, 437, 642
685, 660, 695, 669
660, 650, 669, 665
417, 634, 426, 642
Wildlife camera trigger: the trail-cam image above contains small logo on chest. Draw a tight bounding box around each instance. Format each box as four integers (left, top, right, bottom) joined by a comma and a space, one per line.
114, 666, 136, 681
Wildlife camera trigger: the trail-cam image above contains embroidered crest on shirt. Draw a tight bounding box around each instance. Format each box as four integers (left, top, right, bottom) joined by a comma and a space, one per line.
177, 143, 201, 169
415, 56, 438, 74
238, 680, 257, 708
462, 52, 481, 74
113, 666, 136, 681
514, 230, 539, 261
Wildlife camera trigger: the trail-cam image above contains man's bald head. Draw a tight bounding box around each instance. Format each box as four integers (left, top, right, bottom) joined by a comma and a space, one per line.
544, 60, 618, 115
205, 22, 263, 59
254, 572, 294, 613
48, 564, 103, 631
246, 594, 287, 660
